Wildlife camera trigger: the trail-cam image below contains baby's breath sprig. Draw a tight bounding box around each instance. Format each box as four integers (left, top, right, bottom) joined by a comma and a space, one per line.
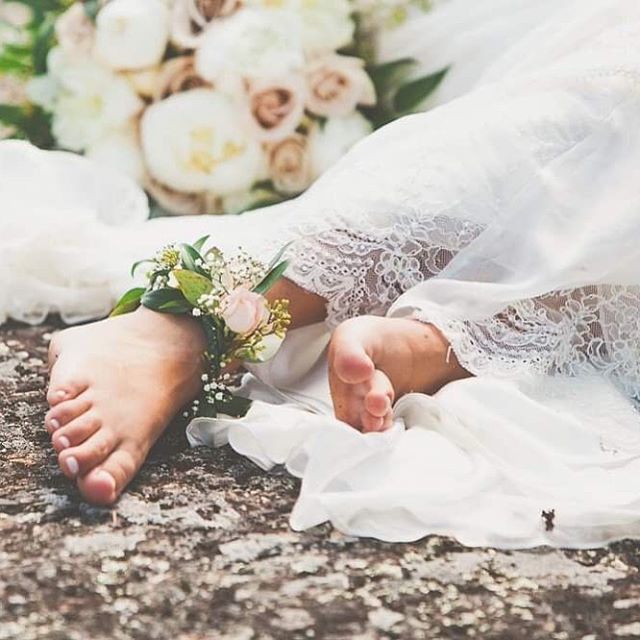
111, 235, 291, 419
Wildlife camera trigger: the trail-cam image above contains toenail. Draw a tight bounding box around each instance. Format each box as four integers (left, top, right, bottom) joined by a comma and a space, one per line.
50, 418, 61, 431
57, 390, 67, 399
58, 436, 70, 450
65, 456, 79, 477
96, 470, 116, 491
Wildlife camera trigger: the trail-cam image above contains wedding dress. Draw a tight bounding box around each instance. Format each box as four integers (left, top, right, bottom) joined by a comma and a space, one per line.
3, 0, 640, 548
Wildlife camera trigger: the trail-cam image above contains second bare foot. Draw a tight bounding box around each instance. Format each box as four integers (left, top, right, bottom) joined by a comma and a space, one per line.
327, 316, 471, 432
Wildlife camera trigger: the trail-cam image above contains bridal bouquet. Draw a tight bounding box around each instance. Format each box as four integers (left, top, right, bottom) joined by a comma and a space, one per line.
0, 0, 443, 215
112, 236, 291, 418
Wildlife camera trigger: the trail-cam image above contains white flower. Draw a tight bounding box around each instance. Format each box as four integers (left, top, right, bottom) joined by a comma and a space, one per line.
85, 125, 146, 184
94, 0, 170, 71
195, 7, 304, 90
171, 0, 241, 49
26, 75, 58, 111
247, 74, 306, 143
140, 88, 265, 195
43, 48, 144, 152
246, 0, 354, 55
55, 3, 95, 55
267, 134, 312, 195
308, 112, 372, 179
306, 55, 376, 118
0, 2, 31, 48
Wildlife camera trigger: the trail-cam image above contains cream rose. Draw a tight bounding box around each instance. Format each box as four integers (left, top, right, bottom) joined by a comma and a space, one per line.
55, 3, 95, 55
153, 56, 210, 101
268, 134, 312, 195
308, 112, 372, 179
140, 88, 265, 194
94, 0, 170, 70
306, 55, 376, 118
195, 7, 304, 90
171, 0, 241, 49
44, 48, 144, 152
223, 287, 269, 335
247, 75, 306, 143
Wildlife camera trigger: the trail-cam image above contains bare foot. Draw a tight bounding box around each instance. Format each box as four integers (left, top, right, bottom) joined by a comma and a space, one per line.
45, 308, 206, 505
328, 316, 471, 432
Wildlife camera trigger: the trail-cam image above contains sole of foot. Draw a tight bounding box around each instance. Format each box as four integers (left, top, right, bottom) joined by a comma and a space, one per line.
327, 316, 470, 433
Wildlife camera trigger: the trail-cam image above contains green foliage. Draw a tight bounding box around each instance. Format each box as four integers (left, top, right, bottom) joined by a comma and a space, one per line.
364, 59, 449, 127
141, 288, 192, 314
173, 269, 214, 306
254, 260, 289, 296
110, 287, 145, 317
0, 0, 71, 146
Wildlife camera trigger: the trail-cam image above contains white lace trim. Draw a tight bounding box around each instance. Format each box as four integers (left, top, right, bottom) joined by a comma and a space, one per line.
416, 285, 640, 404
285, 212, 484, 327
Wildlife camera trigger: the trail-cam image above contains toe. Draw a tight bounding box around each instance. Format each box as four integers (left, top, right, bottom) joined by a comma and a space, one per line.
58, 427, 118, 480
45, 393, 93, 433
361, 412, 384, 433
78, 443, 143, 506
47, 359, 88, 407
364, 370, 394, 418
330, 321, 375, 385
51, 411, 101, 453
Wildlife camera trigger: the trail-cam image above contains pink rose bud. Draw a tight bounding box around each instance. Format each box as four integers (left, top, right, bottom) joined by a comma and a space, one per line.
222, 287, 269, 335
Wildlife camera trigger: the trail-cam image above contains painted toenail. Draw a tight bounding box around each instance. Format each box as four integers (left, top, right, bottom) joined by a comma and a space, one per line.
58, 436, 70, 450
50, 418, 60, 431
65, 456, 79, 477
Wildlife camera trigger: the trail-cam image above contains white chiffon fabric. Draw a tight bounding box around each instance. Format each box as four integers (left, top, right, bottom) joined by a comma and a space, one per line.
3, 0, 640, 548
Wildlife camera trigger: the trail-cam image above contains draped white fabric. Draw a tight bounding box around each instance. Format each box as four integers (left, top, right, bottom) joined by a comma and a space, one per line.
3, 0, 640, 547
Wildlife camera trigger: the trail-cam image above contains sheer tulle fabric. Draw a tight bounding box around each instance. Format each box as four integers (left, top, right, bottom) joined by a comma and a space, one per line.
3, 0, 640, 547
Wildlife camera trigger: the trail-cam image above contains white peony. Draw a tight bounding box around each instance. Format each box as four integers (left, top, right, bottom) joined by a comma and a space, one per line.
246, 0, 355, 55
308, 112, 372, 179
86, 126, 146, 184
94, 0, 170, 70
195, 7, 304, 90
0, 2, 31, 48
43, 48, 144, 152
140, 88, 265, 195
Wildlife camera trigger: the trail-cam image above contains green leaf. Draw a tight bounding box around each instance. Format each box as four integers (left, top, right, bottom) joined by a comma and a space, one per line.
130, 259, 153, 277
253, 260, 289, 296
141, 288, 192, 314
83, 0, 100, 21
193, 235, 210, 252
173, 269, 213, 306
0, 105, 25, 127
393, 67, 449, 114
179, 243, 208, 276
368, 57, 416, 94
110, 287, 145, 317
32, 14, 56, 75
218, 395, 252, 418
267, 242, 293, 271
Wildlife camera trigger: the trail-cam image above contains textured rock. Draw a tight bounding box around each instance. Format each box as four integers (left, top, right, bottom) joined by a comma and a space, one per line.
1, 321, 640, 639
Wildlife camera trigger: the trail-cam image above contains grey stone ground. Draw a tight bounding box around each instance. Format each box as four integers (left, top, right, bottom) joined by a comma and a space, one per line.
1, 321, 640, 640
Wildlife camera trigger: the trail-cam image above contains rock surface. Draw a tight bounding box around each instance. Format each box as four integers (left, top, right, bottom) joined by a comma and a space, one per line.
1, 321, 640, 640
